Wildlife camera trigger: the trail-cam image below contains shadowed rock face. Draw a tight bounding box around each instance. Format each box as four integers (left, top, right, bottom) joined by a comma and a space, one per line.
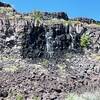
0, 2, 11, 7
0, 1, 99, 59
0, 18, 100, 59
42, 12, 69, 20
21, 24, 87, 58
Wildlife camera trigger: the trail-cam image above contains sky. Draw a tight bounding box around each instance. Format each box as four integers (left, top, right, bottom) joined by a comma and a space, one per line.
2, 0, 100, 20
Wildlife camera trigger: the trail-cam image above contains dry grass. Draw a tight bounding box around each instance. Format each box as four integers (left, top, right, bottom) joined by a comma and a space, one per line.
65, 91, 100, 100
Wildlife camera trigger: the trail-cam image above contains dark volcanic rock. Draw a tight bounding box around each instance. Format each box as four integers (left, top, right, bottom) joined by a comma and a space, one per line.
21, 23, 87, 58
73, 17, 96, 24
0, 18, 99, 60
42, 12, 69, 20
0, 90, 8, 98
0, 2, 100, 99
0, 2, 11, 7
0, 17, 99, 59
0, 2, 99, 58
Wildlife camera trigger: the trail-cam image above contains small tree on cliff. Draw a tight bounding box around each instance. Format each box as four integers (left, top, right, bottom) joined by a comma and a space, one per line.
32, 11, 43, 26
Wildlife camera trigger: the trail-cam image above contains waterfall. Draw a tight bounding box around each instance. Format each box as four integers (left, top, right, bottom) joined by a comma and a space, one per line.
45, 30, 54, 57
69, 32, 77, 50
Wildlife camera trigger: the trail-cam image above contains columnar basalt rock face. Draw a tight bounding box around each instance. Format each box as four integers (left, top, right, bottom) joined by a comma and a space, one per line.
0, 2, 100, 100
0, 18, 100, 59
21, 23, 87, 58
0, 19, 34, 58
0, 2, 100, 58
0, 20, 84, 58
21, 25, 46, 59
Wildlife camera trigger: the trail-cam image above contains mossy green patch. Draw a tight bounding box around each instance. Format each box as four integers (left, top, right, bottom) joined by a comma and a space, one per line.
32, 96, 41, 100
16, 94, 24, 100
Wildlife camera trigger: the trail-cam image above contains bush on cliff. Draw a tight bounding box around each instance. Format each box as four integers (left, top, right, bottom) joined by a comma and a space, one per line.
80, 33, 90, 48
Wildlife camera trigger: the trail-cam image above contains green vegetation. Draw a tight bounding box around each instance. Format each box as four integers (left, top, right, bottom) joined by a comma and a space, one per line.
80, 33, 90, 48
65, 93, 81, 100
32, 11, 43, 26
0, 7, 12, 13
32, 96, 41, 100
0, 7, 15, 19
40, 59, 49, 66
0, 8, 4, 13
16, 94, 24, 100
44, 18, 80, 26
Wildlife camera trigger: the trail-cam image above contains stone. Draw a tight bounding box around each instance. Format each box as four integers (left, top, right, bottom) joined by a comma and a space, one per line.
0, 90, 8, 98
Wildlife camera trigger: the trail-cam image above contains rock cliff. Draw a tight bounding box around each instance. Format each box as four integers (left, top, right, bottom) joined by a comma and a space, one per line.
0, 2, 11, 7
0, 2, 100, 100
0, 18, 100, 59
0, 2, 100, 59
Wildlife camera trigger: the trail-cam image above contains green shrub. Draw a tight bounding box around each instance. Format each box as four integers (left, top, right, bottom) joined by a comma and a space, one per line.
80, 33, 90, 48
16, 94, 24, 100
65, 93, 84, 100
0, 9, 3, 13
32, 96, 41, 100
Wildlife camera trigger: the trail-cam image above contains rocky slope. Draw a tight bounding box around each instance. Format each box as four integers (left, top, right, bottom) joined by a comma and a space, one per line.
0, 2, 100, 100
